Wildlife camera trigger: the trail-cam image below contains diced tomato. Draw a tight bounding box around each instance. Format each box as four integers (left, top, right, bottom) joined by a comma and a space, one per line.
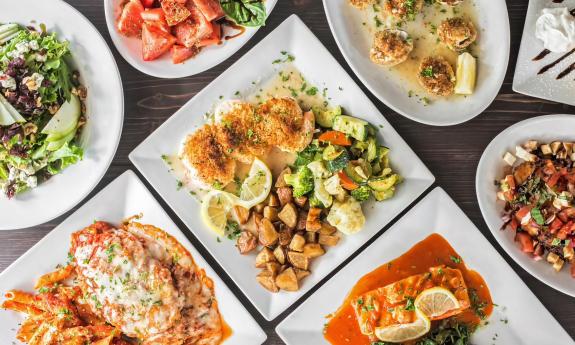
549, 217, 564, 234
141, 8, 165, 21
174, 6, 212, 47
146, 19, 170, 34
198, 22, 221, 47
142, 0, 156, 7
160, 0, 191, 26
515, 232, 534, 253
547, 172, 562, 188
318, 131, 352, 146
543, 159, 556, 175
338, 171, 358, 191
515, 206, 532, 223
117, 0, 144, 36
141, 22, 176, 61
191, 0, 225, 21
558, 221, 575, 240
508, 217, 519, 232
171, 44, 198, 63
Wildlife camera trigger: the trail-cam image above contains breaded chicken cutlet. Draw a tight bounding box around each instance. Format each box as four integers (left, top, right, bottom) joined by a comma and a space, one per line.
179, 97, 315, 188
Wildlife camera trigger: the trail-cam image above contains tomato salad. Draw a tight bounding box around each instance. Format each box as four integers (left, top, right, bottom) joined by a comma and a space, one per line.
498, 140, 575, 278
116, 0, 267, 64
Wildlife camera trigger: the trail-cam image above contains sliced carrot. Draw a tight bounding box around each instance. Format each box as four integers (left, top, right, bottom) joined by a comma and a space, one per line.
338, 171, 358, 190
319, 131, 352, 146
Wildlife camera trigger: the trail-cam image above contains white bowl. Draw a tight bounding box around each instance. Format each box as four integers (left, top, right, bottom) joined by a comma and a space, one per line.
323, 0, 510, 126
0, 0, 124, 230
103, 0, 278, 78
476, 114, 575, 297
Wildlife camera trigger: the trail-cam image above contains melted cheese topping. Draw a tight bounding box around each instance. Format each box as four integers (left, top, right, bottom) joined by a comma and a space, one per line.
73, 228, 183, 338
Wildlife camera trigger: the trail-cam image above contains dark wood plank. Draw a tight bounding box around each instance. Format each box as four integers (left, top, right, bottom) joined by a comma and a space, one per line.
1, 0, 574, 343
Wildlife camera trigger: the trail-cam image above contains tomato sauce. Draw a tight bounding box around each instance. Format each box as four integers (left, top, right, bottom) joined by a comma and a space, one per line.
323, 233, 493, 345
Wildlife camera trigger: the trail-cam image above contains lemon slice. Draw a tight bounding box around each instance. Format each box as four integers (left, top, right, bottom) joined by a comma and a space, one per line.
201, 190, 238, 236
238, 158, 272, 209
374, 309, 431, 343
414, 287, 460, 319
454, 52, 476, 95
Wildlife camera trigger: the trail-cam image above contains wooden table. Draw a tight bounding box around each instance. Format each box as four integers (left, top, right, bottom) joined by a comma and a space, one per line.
1, 0, 574, 343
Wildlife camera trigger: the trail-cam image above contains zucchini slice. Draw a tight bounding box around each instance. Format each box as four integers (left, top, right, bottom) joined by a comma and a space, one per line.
333, 115, 369, 141
368, 174, 399, 192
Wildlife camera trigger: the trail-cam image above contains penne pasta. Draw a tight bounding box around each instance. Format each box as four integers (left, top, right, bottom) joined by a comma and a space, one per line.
5, 290, 35, 305
34, 265, 74, 289
1, 300, 43, 317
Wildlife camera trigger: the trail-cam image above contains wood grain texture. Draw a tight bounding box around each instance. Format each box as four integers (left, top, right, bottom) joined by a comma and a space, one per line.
1, 0, 574, 343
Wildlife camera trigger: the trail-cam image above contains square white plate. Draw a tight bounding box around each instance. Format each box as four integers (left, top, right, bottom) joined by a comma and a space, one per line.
513, 0, 575, 106
276, 187, 574, 345
0, 170, 267, 345
130, 15, 435, 321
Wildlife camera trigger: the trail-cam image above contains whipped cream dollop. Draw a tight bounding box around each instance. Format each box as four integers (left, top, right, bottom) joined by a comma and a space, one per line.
535, 7, 575, 53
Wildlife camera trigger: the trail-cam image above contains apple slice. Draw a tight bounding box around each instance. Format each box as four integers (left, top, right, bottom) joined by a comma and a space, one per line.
42, 94, 81, 140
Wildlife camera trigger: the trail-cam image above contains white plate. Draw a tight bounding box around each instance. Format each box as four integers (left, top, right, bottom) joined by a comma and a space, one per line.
0, 0, 124, 230
104, 0, 278, 78
277, 187, 574, 345
0, 170, 267, 345
513, 0, 575, 106
476, 114, 575, 297
130, 15, 434, 321
323, 0, 510, 126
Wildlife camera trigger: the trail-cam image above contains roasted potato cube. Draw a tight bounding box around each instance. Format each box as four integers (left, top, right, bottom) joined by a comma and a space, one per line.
288, 251, 309, 270
275, 267, 299, 291
303, 243, 325, 258
540, 144, 552, 155
268, 193, 280, 207
297, 211, 307, 230
276, 167, 291, 188
236, 231, 257, 254
319, 222, 337, 235
263, 206, 279, 222
319, 234, 340, 247
551, 141, 562, 155
277, 187, 294, 206
279, 203, 298, 229
513, 162, 535, 185
266, 262, 281, 277
564, 246, 575, 261
563, 142, 574, 155
273, 246, 286, 264
294, 196, 308, 208
547, 252, 560, 264
278, 227, 293, 246
258, 218, 279, 247
305, 231, 317, 243
241, 213, 262, 235
254, 203, 265, 213
233, 205, 250, 225
523, 140, 538, 152
306, 208, 322, 232
553, 258, 565, 272
294, 268, 310, 281
257, 270, 279, 293
289, 233, 306, 252
255, 247, 276, 268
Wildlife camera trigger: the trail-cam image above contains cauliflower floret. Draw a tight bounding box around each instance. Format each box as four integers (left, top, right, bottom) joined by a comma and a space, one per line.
327, 197, 366, 235
307, 161, 330, 178
324, 174, 345, 195
307, 161, 333, 208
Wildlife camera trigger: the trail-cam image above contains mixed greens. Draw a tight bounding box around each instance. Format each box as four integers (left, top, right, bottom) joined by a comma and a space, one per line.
0, 23, 85, 198
220, 0, 267, 27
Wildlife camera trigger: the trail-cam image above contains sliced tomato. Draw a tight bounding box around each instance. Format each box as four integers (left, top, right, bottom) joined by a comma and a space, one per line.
141, 22, 176, 61
557, 221, 575, 240
549, 217, 564, 234
547, 172, 562, 188
141, 8, 165, 21
338, 171, 358, 191
160, 0, 191, 26
515, 206, 532, 223
174, 6, 212, 47
318, 131, 352, 146
117, 0, 144, 36
190, 0, 225, 21
142, 0, 156, 7
515, 232, 534, 253
198, 23, 221, 47
171, 44, 198, 63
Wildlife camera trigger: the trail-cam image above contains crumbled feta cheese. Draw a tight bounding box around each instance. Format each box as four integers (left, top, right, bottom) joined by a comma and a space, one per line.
26, 175, 37, 188
15, 41, 30, 55
503, 152, 516, 166
553, 191, 572, 209
22, 73, 44, 91
28, 40, 39, 50
0, 73, 17, 90
35, 53, 47, 62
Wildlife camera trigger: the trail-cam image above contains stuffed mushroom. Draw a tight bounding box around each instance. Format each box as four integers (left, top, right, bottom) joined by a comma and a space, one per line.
417, 56, 456, 96
438, 17, 477, 51
370, 29, 414, 66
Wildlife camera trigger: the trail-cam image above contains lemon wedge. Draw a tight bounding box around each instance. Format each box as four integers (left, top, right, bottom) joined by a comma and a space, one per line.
454, 52, 476, 95
238, 158, 272, 209
414, 287, 460, 319
201, 190, 238, 236
374, 309, 431, 343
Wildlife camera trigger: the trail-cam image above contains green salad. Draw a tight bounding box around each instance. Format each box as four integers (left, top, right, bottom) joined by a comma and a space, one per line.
0, 23, 85, 199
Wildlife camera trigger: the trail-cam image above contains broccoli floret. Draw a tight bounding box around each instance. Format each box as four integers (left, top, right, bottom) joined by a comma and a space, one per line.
309, 194, 324, 208
351, 185, 371, 202
284, 166, 314, 197
294, 144, 322, 166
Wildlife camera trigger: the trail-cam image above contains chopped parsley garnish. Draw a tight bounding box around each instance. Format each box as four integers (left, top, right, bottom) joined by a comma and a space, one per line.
225, 220, 242, 240
306, 86, 318, 96
420, 66, 434, 77
450, 255, 462, 264
469, 288, 488, 320
404, 296, 416, 311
